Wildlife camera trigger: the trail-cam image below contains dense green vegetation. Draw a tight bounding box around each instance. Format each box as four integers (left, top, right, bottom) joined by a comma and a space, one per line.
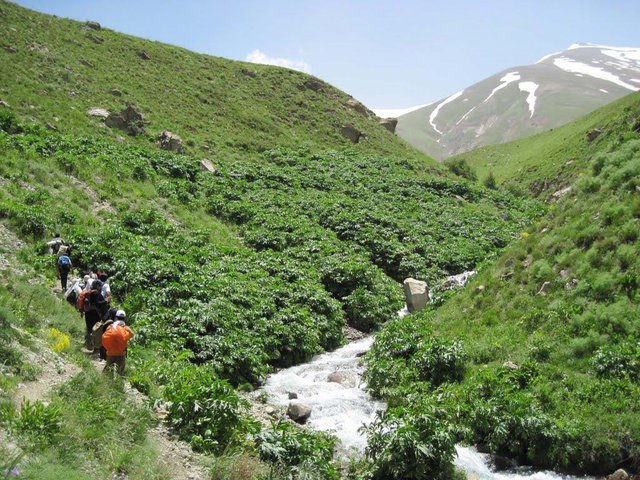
365, 94, 640, 476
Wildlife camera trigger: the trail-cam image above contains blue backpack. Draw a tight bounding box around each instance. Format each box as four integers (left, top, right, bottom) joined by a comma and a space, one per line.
57, 255, 71, 267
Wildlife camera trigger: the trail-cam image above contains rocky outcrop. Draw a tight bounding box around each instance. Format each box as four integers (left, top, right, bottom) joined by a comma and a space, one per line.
158, 130, 183, 153
110, 88, 122, 97
403, 278, 429, 312
346, 98, 376, 119
302, 78, 324, 92
341, 124, 365, 143
549, 186, 572, 203
586, 128, 602, 142
138, 50, 151, 60
86, 107, 110, 119
0, 100, 10, 108
379, 118, 398, 133
84, 21, 101, 30
287, 402, 311, 424
105, 104, 147, 136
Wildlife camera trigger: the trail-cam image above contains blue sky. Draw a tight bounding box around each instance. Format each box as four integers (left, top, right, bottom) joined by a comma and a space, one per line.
13, 0, 640, 108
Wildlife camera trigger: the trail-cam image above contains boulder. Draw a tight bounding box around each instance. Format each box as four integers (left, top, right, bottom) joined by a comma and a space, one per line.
85, 21, 101, 30
200, 159, 216, 174
586, 128, 602, 142
45, 122, 58, 131
537, 281, 551, 296
522, 254, 533, 269
105, 104, 147, 136
287, 392, 298, 400
87, 34, 104, 44
264, 405, 276, 416
475, 285, 485, 294
344, 326, 366, 341
137, 50, 151, 60
560, 269, 570, 280
379, 118, 398, 133
110, 88, 122, 97
79, 59, 94, 68
346, 98, 372, 117
566, 278, 578, 290
491, 454, 517, 471
549, 186, 572, 202
327, 371, 356, 387
86, 107, 110, 119
607, 469, 629, 480
157, 130, 183, 153
287, 402, 312, 424
0, 100, 10, 108
502, 361, 519, 370
241, 68, 257, 78
403, 278, 429, 313
341, 124, 365, 143
501, 271, 514, 280
303, 78, 324, 92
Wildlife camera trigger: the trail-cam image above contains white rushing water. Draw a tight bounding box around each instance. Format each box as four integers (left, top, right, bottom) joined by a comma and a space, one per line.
260, 273, 587, 479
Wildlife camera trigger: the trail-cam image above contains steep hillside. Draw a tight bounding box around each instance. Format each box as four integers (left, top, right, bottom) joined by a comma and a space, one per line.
0, 0, 428, 167
364, 89, 640, 477
396, 43, 640, 160
449, 92, 640, 194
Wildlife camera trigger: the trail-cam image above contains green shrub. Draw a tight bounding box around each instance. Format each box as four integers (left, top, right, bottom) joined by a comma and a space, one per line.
445, 158, 477, 181
9, 400, 62, 448
363, 405, 456, 480
254, 421, 339, 480
411, 338, 466, 386
163, 364, 257, 454
576, 176, 600, 193
483, 171, 497, 189
592, 341, 640, 380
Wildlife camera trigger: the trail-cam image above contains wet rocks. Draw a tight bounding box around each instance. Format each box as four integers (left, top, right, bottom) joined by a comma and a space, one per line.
327, 371, 356, 387
158, 130, 183, 152
379, 117, 398, 133
341, 124, 365, 143
403, 278, 429, 312
607, 469, 629, 480
344, 326, 366, 341
287, 392, 298, 400
287, 402, 311, 424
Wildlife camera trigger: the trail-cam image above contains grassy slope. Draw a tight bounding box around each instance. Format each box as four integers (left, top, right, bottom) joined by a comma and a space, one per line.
0, 0, 433, 171
365, 94, 640, 475
448, 92, 640, 194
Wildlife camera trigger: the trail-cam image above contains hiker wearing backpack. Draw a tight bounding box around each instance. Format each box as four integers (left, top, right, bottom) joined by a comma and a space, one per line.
102, 311, 134, 375
78, 279, 108, 350
47, 232, 64, 255
56, 253, 72, 290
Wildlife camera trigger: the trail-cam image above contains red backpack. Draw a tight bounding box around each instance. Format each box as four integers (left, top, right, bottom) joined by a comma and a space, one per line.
76, 290, 94, 313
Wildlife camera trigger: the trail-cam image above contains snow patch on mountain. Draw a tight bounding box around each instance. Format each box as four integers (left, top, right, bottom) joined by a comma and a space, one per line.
518, 82, 539, 118
429, 90, 463, 135
456, 106, 477, 125
371, 103, 433, 119
600, 49, 640, 71
600, 89, 609, 93
484, 72, 521, 103
553, 57, 639, 91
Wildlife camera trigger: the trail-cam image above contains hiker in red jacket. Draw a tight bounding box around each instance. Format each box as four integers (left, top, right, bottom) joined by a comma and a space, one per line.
101, 310, 134, 375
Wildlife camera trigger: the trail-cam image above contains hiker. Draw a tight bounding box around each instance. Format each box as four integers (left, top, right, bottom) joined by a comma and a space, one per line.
102, 311, 134, 375
79, 279, 107, 350
98, 272, 112, 305
47, 232, 64, 255
92, 307, 118, 360
56, 253, 72, 290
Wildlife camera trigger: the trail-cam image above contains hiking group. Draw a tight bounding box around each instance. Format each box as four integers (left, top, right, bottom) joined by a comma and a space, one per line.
50, 233, 135, 375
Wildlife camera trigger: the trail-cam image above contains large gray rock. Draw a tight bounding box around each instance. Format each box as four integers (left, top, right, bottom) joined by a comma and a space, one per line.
403, 278, 429, 312
327, 371, 357, 387
346, 98, 374, 118
537, 281, 551, 296
379, 118, 398, 133
85, 21, 101, 30
287, 402, 312, 424
302, 78, 324, 92
341, 124, 365, 143
158, 130, 183, 153
200, 159, 216, 174
105, 105, 147, 136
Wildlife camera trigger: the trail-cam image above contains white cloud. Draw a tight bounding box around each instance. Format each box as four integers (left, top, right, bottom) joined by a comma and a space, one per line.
245, 49, 311, 72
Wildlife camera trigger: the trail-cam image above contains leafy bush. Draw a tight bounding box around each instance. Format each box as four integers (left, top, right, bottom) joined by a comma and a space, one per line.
592, 341, 640, 380
362, 405, 456, 480
163, 364, 258, 453
7, 400, 62, 448
254, 421, 339, 480
411, 338, 466, 386
445, 158, 477, 181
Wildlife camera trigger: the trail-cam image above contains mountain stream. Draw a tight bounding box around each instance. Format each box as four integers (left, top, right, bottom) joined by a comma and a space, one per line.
260, 272, 587, 479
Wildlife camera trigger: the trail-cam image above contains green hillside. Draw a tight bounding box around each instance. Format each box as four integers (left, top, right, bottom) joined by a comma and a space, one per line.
0, 2, 544, 479
0, 0, 429, 168
448, 92, 640, 196
364, 94, 640, 476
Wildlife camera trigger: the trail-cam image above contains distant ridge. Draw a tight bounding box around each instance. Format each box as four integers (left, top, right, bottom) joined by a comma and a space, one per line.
394, 43, 640, 160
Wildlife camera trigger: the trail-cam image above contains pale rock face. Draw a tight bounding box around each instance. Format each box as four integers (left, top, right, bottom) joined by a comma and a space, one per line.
403, 278, 429, 312
287, 402, 312, 423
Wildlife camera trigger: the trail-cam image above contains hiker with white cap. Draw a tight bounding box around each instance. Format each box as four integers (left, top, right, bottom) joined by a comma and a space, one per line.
102, 310, 134, 375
